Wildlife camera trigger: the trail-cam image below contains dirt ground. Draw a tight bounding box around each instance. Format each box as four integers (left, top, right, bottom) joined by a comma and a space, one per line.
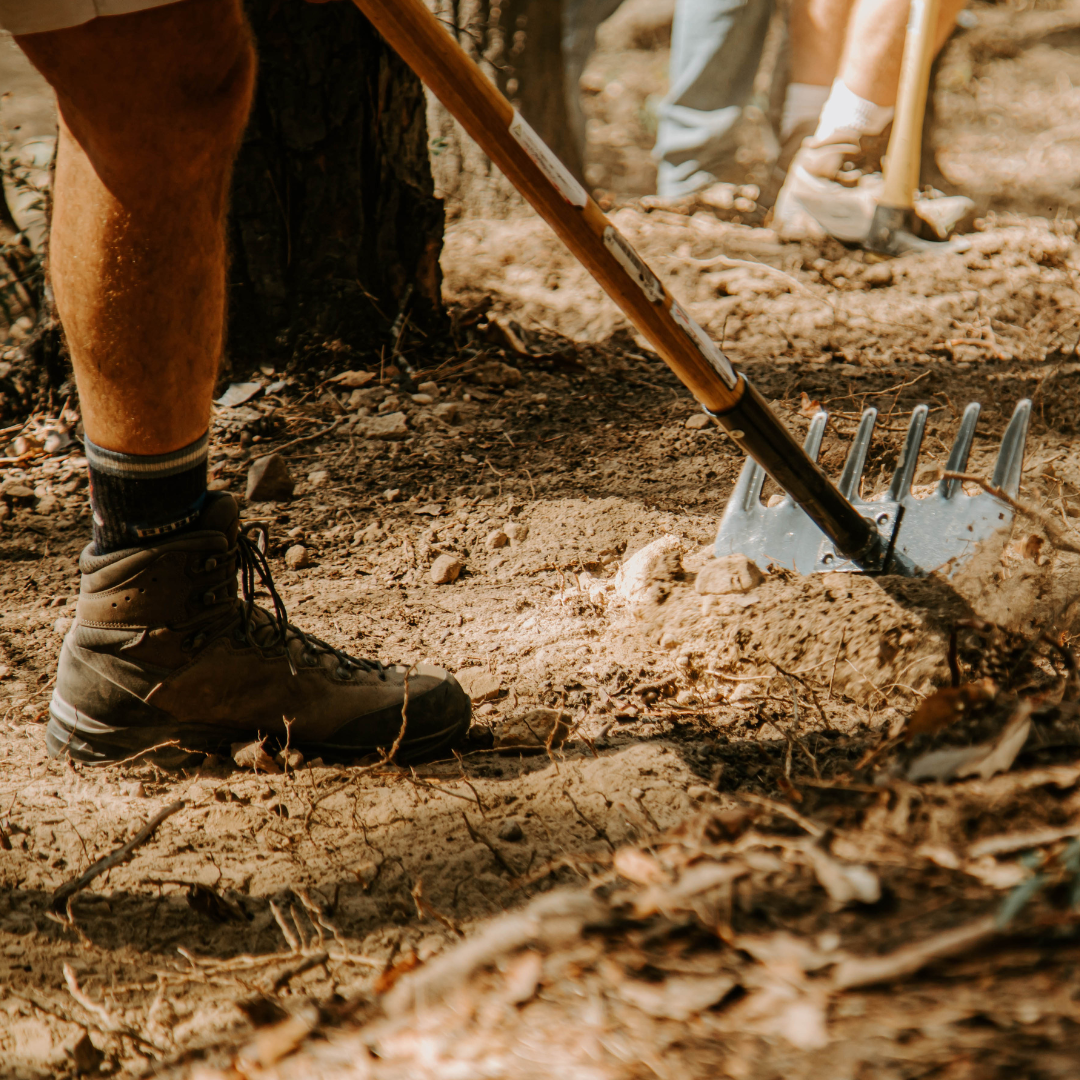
5, 3, 1080, 1079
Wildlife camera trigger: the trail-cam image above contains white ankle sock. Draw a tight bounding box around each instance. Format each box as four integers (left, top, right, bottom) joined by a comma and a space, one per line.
814, 79, 894, 140
780, 83, 830, 141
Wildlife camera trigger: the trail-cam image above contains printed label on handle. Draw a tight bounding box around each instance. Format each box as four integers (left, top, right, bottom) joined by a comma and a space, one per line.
603, 226, 665, 304
669, 300, 737, 389
509, 111, 588, 209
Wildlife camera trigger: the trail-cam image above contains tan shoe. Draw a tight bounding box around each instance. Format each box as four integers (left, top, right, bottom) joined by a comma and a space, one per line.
48, 494, 471, 766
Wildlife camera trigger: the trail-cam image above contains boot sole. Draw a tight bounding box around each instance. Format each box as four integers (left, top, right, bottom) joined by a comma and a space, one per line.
47, 686, 472, 768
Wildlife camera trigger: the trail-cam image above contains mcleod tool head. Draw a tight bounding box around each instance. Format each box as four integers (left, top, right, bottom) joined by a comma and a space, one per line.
715, 399, 1032, 577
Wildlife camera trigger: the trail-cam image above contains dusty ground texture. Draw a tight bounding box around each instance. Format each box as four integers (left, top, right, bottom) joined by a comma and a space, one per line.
5, 3, 1080, 1079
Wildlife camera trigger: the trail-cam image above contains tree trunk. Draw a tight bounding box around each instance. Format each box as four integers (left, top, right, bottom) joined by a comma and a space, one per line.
227, 1, 445, 369
424, 0, 581, 222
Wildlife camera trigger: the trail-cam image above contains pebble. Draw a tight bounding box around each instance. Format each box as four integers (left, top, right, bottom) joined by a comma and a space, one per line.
307, 469, 329, 488
275, 748, 305, 770
416, 381, 441, 397
383, 488, 402, 503
493, 708, 571, 750
455, 666, 502, 703
471, 360, 522, 388
1, 483, 34, 502
695, 554, 764, 595
433, 401, 460, 424
430, 554, 464, 585
504, 521, 529, 544
410, 393, 435, 405
246, 454, 295, 502
359, 412, 409, 441
497, 819, 524, 842
122, 781, 146, 797
863, 261, 893, 286
231, 739, 281, 773
685, 413, 712, 430
485, 529, 509, 550
284, 544, 309, 570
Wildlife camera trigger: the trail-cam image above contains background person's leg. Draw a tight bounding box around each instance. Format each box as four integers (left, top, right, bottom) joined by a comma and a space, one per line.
652, 0, 775, 199
16, 0, 256, 458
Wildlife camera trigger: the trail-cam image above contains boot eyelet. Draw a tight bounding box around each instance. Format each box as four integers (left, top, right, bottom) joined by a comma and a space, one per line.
302, 651, 319, 668
191, 633, 206, 650
203, 591, 216, 606
204, 558, 217, 572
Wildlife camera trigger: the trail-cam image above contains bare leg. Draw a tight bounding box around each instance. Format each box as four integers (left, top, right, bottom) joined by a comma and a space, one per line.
838, 0, 969, 105
15, 0, 256, 456
789, 0, 856, 87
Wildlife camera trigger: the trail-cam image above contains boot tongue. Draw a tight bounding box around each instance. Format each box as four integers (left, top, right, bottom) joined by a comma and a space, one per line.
199, 492, 240, 542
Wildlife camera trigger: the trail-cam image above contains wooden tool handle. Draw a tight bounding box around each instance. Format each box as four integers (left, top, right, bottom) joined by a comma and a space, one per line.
350, 0, 743, 415
880, 0, 941, 210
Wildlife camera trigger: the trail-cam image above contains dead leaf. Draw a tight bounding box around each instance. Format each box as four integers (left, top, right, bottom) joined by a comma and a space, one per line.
804, 847, 881, 905
215, 381, 263, 407
375, 950, 420, 995
613, 847, 669, 886
905, 679, 996, 741
907, 701, 1032, 783
798, 392, 821, 417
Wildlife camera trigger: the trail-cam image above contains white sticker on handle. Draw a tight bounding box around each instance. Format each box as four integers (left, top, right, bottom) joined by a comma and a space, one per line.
669, 300, 738, 389
603, 226, 665, 304
509, 110, 588, 209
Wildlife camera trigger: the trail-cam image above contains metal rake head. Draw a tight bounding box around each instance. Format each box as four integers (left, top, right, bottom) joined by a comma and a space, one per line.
715, 398, 1032, 576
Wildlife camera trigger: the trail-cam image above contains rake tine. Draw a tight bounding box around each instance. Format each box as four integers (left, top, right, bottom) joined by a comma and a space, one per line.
837, 407, 877, 500
887, 403, 929, 501
779, 410, 829, 507
989, 398, 1032, 498
728, 455, 768, 513
937, 402, 981, 499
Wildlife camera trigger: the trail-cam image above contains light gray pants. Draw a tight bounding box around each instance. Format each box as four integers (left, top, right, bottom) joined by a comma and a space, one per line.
564, 0, 774, 198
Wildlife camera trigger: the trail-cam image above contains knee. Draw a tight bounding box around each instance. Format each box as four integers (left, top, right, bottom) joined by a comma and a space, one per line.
22, 0, 256, 181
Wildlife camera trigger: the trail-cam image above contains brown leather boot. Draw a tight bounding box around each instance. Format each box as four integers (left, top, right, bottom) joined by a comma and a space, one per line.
48, 494, 471, 765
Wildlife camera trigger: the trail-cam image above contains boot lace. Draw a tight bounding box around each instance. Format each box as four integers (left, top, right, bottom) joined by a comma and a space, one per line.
234, 522, 384, 680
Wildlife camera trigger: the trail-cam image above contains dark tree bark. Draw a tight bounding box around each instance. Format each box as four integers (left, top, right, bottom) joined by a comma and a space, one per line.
227, 1, 446, 369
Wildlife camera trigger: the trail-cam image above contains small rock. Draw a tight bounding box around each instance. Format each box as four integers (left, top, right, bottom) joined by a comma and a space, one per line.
430, 554, 464, 584
433, 401, 460, 424
207, 478, 231, 492
1, 482, 35, 502
330, 369, 376, 388
307, 469, 330, 488
485, 529, 509, 550
231, 739, 281, 773
35, 495, 59, 516
455, 666, 502, 703
275, 748, 305, 770
471, 360, 522, 388
122, 781, 146, 797
685, 413, 712, 430
675, 690, 701, 707
497, 819, 524, 842
359, 411, 409, 440
504, 521, 529, 544
417, 381, 441, 397
383, 488, 402, 503
246, 454, 294, 502
53, 617, 73, 639
68, 1031, 104, 1074
285, 544, 309, 570
493, 708, 572, 751
410, 393, 435, 405
863, 262, 893, 286
695, 554, 764, 595
613, 535, 685, 603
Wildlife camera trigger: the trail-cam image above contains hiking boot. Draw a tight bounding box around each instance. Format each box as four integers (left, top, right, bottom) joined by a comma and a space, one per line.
47, 494, 471, 766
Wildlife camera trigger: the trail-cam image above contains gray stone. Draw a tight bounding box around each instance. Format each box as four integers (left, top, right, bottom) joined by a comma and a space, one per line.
417, 381, 441, 397
360, 412, 409, 440
695, 554, 764, 595
433, 401, 460, 424
455, 666, 501, 702
430, 554, 464, 584
246, 454, 294, 502
504, 521, 529, 544
485, 529, 509, 550
497, 819, 524, 842
285, 544, 309, 570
